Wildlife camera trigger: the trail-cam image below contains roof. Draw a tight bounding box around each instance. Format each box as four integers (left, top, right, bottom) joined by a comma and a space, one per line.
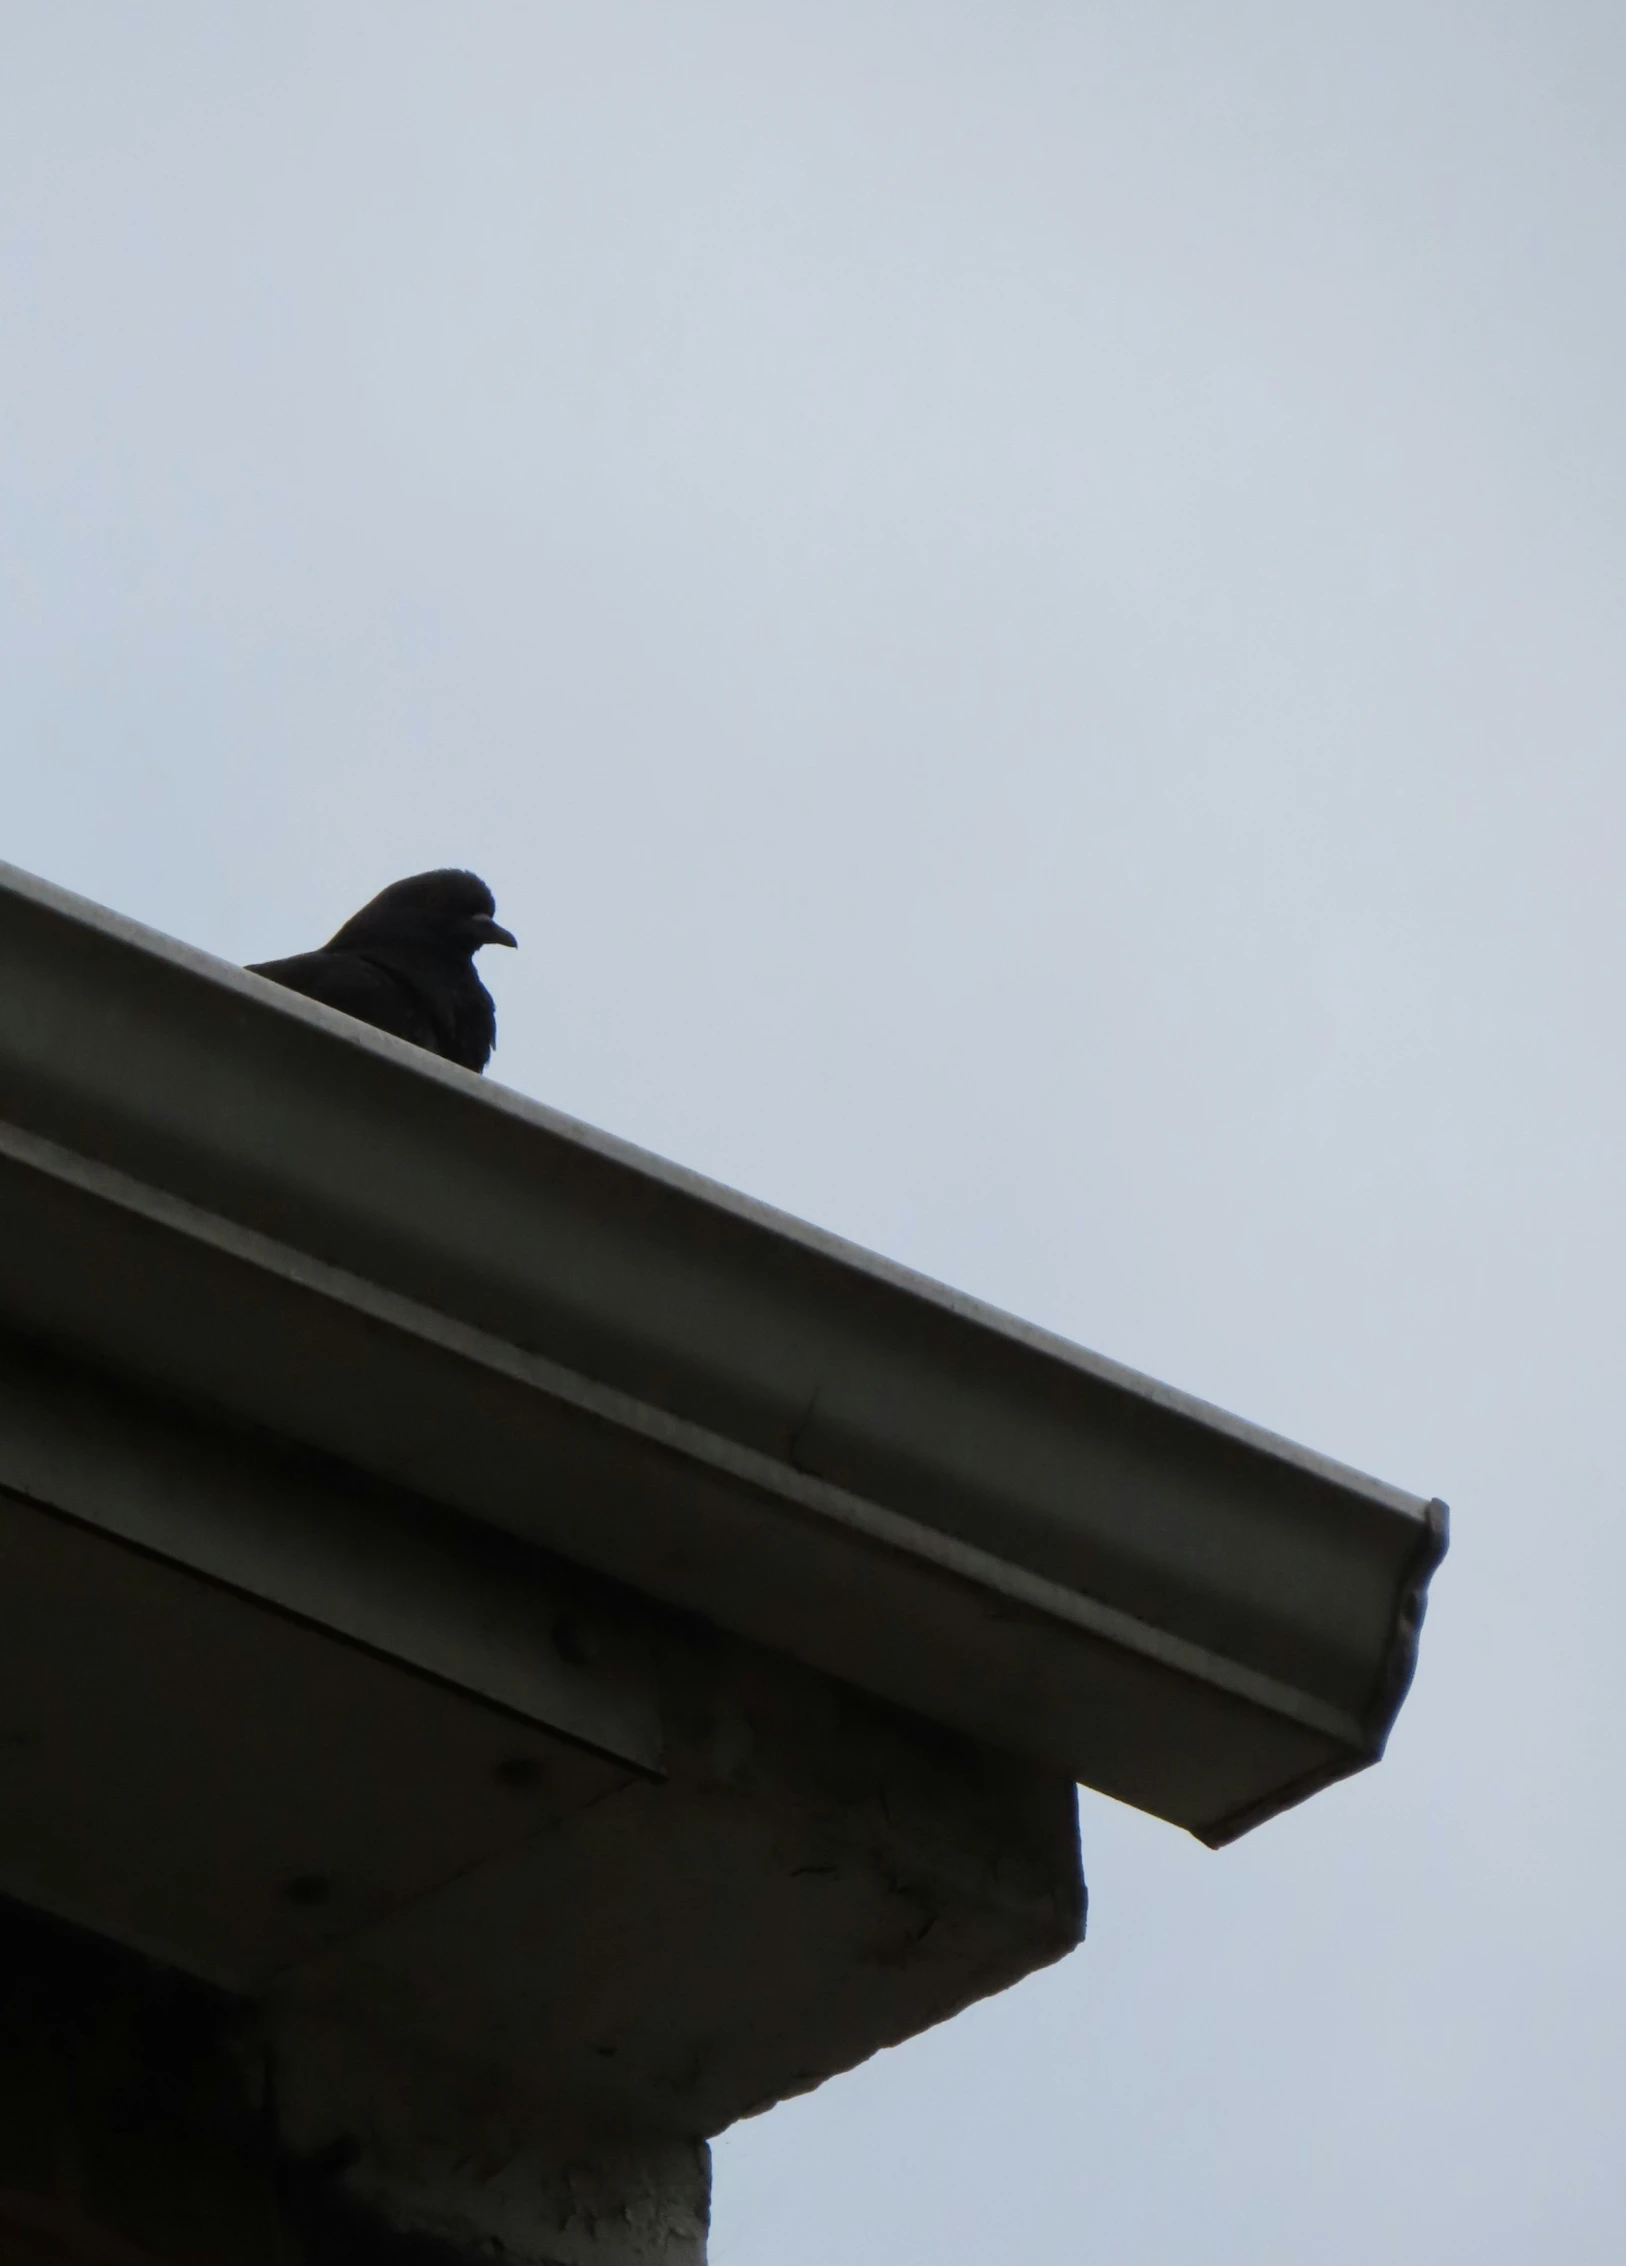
0, 861, 1445, 1845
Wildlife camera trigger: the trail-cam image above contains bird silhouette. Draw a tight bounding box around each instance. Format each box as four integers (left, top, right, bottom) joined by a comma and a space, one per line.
247, 870, 516, 1072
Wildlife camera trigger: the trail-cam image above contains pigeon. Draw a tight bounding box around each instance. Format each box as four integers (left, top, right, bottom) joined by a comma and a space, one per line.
247, 870, 517, 1072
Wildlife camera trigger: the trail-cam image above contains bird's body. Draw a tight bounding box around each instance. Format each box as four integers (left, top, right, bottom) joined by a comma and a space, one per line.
247, 870, 516, 1072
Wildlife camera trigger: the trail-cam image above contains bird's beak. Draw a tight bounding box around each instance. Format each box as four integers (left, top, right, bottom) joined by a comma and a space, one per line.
474, 917, 518, 949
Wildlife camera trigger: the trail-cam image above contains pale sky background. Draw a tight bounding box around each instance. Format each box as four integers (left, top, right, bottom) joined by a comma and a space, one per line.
4, 7, 1623, 2259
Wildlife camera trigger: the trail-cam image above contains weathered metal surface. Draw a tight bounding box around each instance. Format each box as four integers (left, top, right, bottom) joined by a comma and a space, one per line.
0, 861, 1445, 1843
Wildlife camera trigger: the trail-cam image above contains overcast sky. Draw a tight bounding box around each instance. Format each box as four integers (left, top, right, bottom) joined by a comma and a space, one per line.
5, 7, 1624, 2259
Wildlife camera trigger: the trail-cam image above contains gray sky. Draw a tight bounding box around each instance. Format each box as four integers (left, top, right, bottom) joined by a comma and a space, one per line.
5, 7, 1623, 2258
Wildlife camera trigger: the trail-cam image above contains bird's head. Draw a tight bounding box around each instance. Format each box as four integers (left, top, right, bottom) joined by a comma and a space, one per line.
325, 870, 517, 963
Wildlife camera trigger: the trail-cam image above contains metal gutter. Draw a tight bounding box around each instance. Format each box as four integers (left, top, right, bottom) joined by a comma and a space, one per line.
0, 862, 1445, 1843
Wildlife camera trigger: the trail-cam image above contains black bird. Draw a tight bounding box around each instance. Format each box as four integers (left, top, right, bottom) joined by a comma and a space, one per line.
247, 870, 517, 1072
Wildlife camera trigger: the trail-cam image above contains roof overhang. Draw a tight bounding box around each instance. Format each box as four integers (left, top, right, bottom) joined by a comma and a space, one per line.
0, 862, 1444, 1846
